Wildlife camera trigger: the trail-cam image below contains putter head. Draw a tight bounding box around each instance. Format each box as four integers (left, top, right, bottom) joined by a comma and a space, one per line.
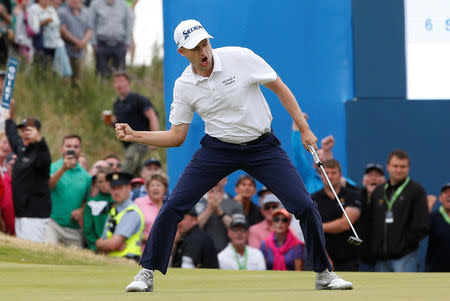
347, 236, 363, 246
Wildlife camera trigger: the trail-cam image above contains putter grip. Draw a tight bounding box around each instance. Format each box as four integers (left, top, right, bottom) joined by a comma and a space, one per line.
307, 144, 321, 165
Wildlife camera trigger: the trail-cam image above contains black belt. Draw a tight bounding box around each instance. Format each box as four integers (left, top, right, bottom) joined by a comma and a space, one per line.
238, 132, 270, 146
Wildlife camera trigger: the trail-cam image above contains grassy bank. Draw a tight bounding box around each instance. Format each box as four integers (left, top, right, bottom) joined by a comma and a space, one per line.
10, 54, 165, 168
0, 233, 135, 266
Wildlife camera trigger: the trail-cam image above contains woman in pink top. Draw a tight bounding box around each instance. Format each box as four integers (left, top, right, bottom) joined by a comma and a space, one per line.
135, 173, 168, 248
260, 208, 305, 271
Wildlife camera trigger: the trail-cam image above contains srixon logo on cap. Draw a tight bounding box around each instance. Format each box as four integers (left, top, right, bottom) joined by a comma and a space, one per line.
183, 25, 204, 40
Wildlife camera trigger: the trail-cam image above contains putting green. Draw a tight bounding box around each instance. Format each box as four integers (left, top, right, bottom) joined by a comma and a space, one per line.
0, 262, 448, 301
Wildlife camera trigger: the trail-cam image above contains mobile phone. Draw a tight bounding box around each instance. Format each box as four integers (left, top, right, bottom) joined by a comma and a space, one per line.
66, 150, 75, 156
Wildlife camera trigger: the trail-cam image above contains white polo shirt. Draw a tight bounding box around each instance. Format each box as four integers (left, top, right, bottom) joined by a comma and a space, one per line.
169, 47, 277, 144
218, 243, 267, 270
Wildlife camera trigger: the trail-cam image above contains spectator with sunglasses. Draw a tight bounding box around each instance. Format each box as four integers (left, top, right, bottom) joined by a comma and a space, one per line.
260, 208, 305, 270
248, 193, 282, 248
104, 154, 122, 172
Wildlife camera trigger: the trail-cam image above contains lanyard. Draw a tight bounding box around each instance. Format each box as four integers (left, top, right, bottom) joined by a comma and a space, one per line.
383, 177, 410, 211
231, 245, 248, 270
439, 206, 450, 225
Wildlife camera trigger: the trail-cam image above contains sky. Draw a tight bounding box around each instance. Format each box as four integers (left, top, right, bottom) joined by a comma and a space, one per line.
132, 0, 164, 65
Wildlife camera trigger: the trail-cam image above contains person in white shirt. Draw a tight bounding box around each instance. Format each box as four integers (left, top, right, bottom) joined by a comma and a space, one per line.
218, 213, 266, 271
118, 19, 353, 292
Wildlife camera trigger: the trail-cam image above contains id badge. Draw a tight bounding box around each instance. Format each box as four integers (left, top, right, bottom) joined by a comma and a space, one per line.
385, 210, 394, 223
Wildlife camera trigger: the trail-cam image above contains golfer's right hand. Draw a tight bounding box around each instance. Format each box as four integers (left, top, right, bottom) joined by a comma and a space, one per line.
115, 123, 134, 142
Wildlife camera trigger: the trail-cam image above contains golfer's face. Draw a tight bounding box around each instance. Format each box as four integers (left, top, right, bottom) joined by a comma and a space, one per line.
387, 156, 409, 182
179, 39, 213, 75
111, 184, 131, 204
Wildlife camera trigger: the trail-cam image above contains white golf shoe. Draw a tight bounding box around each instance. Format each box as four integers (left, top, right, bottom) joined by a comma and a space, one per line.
125, 269, 154, 292
315, 269, 353, 290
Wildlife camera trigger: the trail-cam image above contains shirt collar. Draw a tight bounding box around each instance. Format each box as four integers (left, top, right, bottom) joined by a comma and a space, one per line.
115, 198, 133, 212
189, 48, 222, 84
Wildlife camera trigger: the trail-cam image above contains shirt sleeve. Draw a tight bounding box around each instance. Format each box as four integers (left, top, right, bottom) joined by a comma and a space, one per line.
137, 95, 153, 112
241, 48, 277, 85
114, 210, 141, 238
169, 81, 195, 125
83, 203, 97, 251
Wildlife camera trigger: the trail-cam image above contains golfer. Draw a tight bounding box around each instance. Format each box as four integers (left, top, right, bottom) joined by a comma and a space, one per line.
116, 19, 353, 291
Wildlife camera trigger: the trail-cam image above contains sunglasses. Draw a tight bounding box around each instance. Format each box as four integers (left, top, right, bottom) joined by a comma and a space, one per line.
273, 216, 289, 223
108, 162, 122, 169
263, 204, 279, 210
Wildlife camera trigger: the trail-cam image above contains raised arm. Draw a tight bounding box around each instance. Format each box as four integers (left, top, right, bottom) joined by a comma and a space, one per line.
263, 76, 317, 150
115, 123, 189, 148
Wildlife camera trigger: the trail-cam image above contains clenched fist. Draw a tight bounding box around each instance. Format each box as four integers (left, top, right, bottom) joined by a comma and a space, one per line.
115, 123, 134, 142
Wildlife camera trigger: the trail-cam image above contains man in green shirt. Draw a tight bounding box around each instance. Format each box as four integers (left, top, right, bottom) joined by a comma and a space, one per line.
46, 134, 91, 248
84, 167, 113, 251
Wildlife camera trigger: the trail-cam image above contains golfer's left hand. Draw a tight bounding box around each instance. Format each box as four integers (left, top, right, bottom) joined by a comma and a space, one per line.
301, 129, 318, 151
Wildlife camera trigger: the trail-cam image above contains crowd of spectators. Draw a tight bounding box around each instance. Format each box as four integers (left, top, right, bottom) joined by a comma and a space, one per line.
0, 102, 447, 273
0, 0, 138, 85
0, 8, 448, 270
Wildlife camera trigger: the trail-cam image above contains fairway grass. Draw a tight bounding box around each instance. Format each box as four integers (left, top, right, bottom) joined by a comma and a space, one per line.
1, 262, 449, 301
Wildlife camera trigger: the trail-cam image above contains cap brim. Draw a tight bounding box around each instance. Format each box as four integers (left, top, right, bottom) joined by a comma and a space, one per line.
181, 33, 213, 49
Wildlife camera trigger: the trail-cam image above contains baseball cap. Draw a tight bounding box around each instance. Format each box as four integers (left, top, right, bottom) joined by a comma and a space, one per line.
17, 118, 41, 130
143, 158, 162, 168
229, 213, 249, 229
261, 193, 281, 206
272, 208, 292, 222
364, 163, 384, 175
106, 172, 133, 187
130, 177, 145, 185
441, 183, 450, 193
174, 19, 213, 49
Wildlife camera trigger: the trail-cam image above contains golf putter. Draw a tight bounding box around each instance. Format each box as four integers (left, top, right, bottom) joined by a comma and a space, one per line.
307, 144, 363, 246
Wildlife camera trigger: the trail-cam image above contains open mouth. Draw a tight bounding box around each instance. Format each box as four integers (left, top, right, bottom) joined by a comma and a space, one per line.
200, 57, 208, 65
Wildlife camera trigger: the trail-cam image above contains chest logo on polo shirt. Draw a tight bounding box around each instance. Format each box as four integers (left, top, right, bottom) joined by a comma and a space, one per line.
339, 198, 345, 204
379, 199, 384, 205
222, 76, 236, 87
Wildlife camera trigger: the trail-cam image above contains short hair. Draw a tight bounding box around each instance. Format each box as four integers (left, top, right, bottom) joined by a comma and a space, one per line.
95, 166, 113, 179
387, 149, 410, 165
103, 154, 120, 161
322, 159, 342, 173
62, 134, 82, 145
235, 174, 256, 187
113, 71, 130, 82
146, 173, 169, 190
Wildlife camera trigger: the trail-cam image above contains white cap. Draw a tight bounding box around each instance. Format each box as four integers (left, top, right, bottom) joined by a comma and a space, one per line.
173, 19, 213, 49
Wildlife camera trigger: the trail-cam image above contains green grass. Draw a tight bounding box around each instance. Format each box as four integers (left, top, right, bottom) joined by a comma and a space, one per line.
10, 53, 166, 168
0, 262, 449, 301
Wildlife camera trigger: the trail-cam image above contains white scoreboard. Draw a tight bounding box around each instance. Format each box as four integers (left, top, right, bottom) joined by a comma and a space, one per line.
404, 0, 450, 99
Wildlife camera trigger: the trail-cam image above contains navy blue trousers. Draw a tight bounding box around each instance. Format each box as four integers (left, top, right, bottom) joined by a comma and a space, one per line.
140, 132, 332, 273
